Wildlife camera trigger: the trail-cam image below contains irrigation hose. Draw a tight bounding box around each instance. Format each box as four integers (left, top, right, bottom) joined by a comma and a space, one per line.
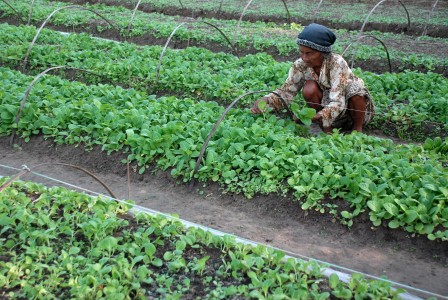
0, 163, 446, 300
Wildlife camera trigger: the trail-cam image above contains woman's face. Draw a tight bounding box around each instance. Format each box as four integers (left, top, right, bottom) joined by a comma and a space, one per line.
299, 45, 324, 68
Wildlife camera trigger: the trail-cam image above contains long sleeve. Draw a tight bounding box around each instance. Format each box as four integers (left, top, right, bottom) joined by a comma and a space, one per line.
263, 60, 307, 110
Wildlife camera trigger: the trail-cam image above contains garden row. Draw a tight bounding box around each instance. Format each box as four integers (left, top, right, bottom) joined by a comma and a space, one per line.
1, 1, 447, 298
1, 67, 447, 241
1, 24, 448, 140
0, 179, 405, 299
59, 0, 448, 37
1, 0, 447, 75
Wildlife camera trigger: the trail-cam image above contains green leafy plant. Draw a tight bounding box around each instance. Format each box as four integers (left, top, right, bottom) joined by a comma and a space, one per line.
291, 102, 316, 126
0, 179, 407, 298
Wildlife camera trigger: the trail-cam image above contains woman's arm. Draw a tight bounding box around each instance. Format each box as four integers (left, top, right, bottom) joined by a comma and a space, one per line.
251, 60, 306, 113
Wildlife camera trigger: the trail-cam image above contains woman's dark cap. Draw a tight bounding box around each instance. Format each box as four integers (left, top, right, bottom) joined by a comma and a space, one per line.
297, 23, 336, 53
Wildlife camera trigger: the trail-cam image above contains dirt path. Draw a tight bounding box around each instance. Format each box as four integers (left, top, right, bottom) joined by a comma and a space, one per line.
0, 136, 447, 299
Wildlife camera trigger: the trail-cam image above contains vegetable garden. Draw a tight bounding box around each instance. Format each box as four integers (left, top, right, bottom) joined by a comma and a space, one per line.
0, 0, 447, 299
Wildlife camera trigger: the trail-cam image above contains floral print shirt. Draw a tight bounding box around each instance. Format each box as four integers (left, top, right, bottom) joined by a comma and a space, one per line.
264, 53, 371, 127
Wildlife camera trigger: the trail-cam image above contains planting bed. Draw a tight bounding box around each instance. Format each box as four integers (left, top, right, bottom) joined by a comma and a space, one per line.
1, 136, 448, 299
1, 0, 447, 298
1, 0, 448, 76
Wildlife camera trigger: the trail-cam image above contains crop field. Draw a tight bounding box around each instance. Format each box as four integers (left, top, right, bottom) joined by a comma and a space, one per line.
0, 0, 447, 299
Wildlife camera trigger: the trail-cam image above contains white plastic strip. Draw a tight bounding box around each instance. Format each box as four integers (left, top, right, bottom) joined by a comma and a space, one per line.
1, 164, 444, 299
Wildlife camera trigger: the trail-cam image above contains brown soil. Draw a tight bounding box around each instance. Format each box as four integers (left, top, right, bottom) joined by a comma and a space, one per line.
1, 136, 447, 299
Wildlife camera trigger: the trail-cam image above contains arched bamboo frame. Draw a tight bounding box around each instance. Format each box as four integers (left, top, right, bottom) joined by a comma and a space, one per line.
126, 0, 142, 39
217, 0, 225, 15
23, 5, 118, 70
349, 0, 409, 70
279, 0, 292, 24
189, 90, 292, 188
421, 0, 439, 37
342, 35, 392, 73
312, 0, 324, 22
234, 0, 292, 42
233, 0, 255, 43
153, 21, 238, 87
27, 0, 36, 25
0, 0, 20, 16
359, 0, 410, 36
9, 66, 115, 147
0, 163, 117, 198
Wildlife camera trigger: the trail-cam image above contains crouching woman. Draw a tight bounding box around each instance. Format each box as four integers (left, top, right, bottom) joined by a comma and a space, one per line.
250, 23, 375, 133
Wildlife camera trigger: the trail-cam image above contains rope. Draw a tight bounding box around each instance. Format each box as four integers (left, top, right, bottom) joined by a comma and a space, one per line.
0, 163, 446, 299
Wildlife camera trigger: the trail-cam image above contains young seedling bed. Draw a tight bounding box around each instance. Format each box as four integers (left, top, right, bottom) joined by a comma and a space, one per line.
0, 0, 447, 297
1, 178, 411, 299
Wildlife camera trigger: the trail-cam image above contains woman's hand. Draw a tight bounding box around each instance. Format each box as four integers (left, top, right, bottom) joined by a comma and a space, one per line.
250, 98, 268, 114
312, 111, 323, 122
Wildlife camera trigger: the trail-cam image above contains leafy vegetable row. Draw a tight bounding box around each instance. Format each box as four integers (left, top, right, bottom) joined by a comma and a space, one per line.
1, 23, 447, 140
1, 0, 446, 71
1, 67, 447, 240
0, 179, 406, 298
110, 0, 448, 27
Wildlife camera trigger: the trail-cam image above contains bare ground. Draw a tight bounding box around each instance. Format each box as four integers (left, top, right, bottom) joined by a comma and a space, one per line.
1, 135, 447, 299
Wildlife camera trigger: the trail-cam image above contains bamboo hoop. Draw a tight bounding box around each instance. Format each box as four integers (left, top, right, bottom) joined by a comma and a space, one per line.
350, 0, 409, 69
125, 0, 142, 39
342, 34, 392, 73
312, 0, 324, 22
27, 0, 36, 25
23, 5, 118, 70
233, 0, 254, 44
0, 0, 20, 16
217, 0, 224, 15
421, 0, 439, 37
279, 0, 292, 24
9, 66, 115, 147
359, 0, 410, 36
153, 20, 238, 87
189, 90, 291, 188
0, 163, 117, 198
